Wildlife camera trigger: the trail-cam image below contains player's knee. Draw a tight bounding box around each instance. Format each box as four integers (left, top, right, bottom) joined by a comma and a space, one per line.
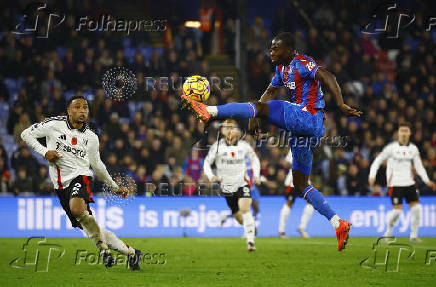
70, 204, 86, 217
254, 102, 268, 119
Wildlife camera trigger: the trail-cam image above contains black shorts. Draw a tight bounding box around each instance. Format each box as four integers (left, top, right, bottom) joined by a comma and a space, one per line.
55, 175, 94, 229
389, 185, 419, 205
284, 186, 300, 203
224, 186, 251, 215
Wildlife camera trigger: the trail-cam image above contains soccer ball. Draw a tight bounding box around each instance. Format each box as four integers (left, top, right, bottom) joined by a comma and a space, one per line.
183, 75, 210, 102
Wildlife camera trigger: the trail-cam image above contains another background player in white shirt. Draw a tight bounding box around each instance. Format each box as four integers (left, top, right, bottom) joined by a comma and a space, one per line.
21, 96, 142, 269
369, 122, 435, 243
278, 150, 314, 238
204, 119, 260, 251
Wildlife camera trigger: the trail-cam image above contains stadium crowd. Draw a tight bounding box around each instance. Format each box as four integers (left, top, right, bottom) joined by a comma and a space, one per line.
0, 0, 434, 197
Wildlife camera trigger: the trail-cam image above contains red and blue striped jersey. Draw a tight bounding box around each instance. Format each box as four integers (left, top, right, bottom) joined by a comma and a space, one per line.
270, 54, 325, 110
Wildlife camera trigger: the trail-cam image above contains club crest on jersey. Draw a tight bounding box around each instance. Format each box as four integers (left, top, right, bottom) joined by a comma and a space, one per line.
71, 137, 77, 145
285, 81, 296, 90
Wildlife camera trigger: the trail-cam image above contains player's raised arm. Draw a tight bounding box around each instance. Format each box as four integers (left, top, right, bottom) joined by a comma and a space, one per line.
315, 68, 362, 117
88, 135, 122, 194
203, 142, 218, 182
368, 144, 392, 186
259, 85, 279, 103
412, 147, 436, 190
21, 119, 61, 163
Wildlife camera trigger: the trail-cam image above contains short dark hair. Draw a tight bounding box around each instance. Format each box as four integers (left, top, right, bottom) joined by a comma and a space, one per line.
398, 121, 412, 131
66, 95, 88, 109
274, 32, 296, 50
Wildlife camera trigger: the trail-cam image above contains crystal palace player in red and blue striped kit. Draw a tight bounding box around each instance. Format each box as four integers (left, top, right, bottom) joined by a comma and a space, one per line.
181, 32, 362, 251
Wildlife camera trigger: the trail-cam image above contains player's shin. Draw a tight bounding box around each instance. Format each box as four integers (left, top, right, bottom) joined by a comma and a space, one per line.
278, 203, 291, 234
385, 209, 402, 237
101, 228, 135, 256
302, 185, 339, 228
410, 204, 422, 239
208, 102, 257, 119
76, 210, 108, 251
242, 211, 256, 243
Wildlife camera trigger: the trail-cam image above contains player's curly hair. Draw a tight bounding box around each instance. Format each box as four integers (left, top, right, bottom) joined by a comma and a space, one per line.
274, 32, 295, 50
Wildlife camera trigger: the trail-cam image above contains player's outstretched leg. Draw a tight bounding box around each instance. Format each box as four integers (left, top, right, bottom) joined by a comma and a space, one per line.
297, 204, 314, 238
181, 95, 265, 123
101, 228, 142, 270
71, 198, 115, 268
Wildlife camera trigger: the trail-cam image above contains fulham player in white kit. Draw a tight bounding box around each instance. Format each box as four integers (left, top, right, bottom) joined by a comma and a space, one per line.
21, 96, 142, 269
204, 119, 260, 251
369, 122, 435, 243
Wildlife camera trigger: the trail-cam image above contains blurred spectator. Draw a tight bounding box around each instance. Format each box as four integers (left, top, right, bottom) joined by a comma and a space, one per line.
0, 158, 12, 193
13, 167, 33, 195
32, 165, 53, 195
11, 146, 37, 177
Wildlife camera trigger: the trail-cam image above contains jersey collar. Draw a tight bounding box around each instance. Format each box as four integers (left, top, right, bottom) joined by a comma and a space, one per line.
66, 116, 88, 132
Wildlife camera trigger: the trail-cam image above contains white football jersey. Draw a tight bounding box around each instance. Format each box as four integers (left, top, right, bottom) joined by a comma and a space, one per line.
21, 116, 118, 190
369, 141, 430, 187
204, 139, 260, 193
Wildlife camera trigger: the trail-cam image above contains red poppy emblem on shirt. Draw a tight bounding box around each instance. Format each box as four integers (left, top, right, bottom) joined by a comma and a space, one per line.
72, 137, 77, 145
231, 152, 235, 157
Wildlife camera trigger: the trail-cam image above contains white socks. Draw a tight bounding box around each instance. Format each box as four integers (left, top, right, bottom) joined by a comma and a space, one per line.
330, 214, 340, 229
242, 212, 256, 243
385, 209, 402, 237
278, 204, 291, 233
101, 228, 135, 256
206, 106, 218, 116
76, 210, 108, 251
299, 204, 314, 230
410, 204, 422, 239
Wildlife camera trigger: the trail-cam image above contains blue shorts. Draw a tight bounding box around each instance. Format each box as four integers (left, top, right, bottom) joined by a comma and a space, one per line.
267, 100, 325, 175
251, 184, 260, 201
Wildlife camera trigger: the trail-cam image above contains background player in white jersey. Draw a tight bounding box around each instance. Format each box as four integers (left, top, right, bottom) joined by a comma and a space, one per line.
21, 96, 142, 269
369, 122, 435, 243
204, 119, 260, 251
278, 150, 314, 238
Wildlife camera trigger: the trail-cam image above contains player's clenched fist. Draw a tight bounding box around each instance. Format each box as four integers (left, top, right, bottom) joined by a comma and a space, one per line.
45, 150, 62, 163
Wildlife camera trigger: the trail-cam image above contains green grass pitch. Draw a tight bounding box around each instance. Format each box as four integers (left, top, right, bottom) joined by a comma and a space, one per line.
1, 237, 435, 286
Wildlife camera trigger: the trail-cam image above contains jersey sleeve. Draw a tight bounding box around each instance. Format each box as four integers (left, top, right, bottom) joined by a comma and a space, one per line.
412, 146, 430, 184
369, 144, 392, 179
21, 121, 54, 157
296, 57, 320, 79
270, 66, 284, 87
203, 142, 218, 181
244, 142, 260, 178
88, 135, 119, 191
